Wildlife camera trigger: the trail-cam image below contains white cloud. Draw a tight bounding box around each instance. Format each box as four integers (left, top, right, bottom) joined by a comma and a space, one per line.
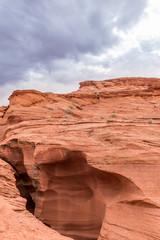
108, 0, 160, 57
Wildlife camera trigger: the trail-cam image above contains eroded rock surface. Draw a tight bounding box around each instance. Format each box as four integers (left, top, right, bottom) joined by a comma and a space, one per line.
0, 77, 160, 240
0, 158, 72, 240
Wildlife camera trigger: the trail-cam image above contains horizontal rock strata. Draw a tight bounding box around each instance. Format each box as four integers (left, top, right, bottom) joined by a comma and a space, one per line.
0, 77, 160, 240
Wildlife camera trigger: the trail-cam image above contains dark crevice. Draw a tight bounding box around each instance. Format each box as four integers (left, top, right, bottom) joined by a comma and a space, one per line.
26, 194, 35, 214
15, 173, 36, 214
44, 222, 51, 228
0, 155, 36, 214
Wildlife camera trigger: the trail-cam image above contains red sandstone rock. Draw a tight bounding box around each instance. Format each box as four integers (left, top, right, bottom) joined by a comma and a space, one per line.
0, 158, 72, 240
0, 77, 160, 240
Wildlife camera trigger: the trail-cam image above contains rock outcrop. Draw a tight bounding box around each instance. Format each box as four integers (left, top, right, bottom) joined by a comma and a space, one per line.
0, 77, 160, 240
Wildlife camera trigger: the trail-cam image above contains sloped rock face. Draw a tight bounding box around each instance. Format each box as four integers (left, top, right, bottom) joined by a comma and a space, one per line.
0, 77, 160, 240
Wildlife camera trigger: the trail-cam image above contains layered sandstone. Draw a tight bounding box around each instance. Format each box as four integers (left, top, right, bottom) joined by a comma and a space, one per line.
0, 77, 160, 240
0, 158, 72, 240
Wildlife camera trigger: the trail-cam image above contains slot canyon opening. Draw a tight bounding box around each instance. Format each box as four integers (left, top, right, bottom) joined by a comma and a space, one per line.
15, 173, 35, 214
0, 149, 142, 240
0, 154, 36, 214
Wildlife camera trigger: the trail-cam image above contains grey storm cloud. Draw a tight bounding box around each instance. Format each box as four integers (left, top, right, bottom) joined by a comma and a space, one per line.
0, 0, 147, 85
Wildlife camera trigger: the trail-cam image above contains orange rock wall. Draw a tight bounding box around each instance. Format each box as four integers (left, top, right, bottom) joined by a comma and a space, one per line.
0, 77, 160, 240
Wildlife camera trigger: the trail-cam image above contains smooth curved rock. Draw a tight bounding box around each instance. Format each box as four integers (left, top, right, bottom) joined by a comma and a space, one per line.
0, 77, 160, 240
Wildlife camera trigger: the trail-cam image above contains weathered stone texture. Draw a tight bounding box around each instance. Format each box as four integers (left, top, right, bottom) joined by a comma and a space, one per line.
0, 77, 160, 240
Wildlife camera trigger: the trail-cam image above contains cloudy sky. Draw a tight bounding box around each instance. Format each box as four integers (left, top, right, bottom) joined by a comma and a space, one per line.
0, 0, 160, 105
